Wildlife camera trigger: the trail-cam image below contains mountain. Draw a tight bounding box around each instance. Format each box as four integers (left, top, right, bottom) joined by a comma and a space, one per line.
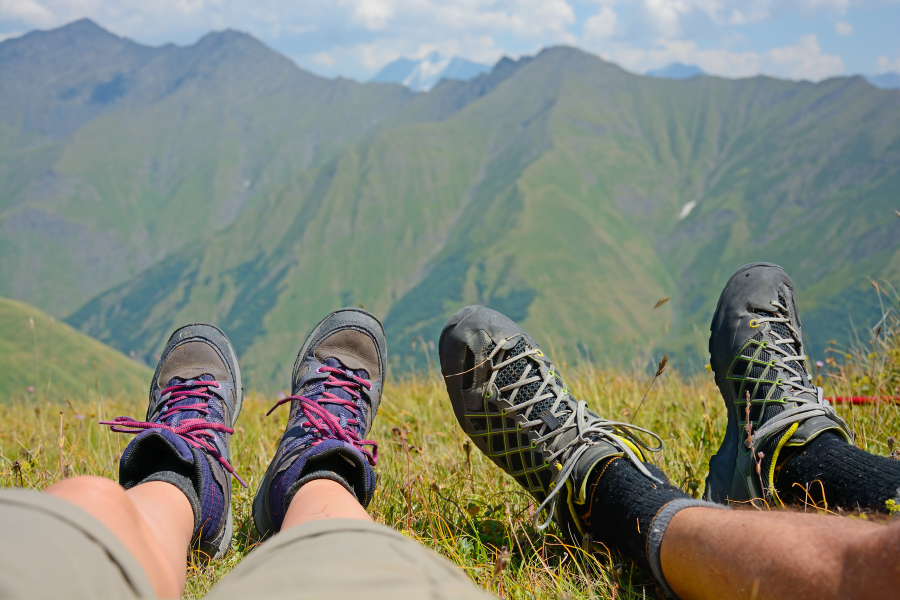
0, 296, 151, 401
646, 63, 706, 79
865, 73, 900, 90
3, 22, 899, 391
372, 52, 492, 91
0, 19, 415, 317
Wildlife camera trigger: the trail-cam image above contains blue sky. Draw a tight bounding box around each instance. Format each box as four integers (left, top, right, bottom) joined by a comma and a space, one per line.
2, 0, 899, 81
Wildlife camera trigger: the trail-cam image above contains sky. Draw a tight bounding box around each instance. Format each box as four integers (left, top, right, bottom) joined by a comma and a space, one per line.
1, 0, 899, 82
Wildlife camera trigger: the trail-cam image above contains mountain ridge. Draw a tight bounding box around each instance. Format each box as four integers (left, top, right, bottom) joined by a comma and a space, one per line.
3, 21, 898, 390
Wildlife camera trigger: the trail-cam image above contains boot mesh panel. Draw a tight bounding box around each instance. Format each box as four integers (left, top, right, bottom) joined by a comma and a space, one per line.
469, 340, 549, 497
729, 331, 781, 428
495, 339, 554, 418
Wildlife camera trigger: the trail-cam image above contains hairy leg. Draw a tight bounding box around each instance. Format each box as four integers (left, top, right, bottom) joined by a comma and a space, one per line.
45, 476, 193, 599
661, 506, 900, 600
280, 479, 371, 530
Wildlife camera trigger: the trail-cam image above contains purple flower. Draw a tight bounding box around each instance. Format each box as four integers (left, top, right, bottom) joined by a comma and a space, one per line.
27, 386, 34, 393
816, 361, 824, 368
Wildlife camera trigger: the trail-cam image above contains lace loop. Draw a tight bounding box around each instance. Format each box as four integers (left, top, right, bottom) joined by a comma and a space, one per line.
100, 380, 248, 488
266, 367, 378, 466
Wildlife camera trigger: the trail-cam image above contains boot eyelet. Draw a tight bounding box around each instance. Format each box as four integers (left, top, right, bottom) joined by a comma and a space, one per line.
749, 319, 760, 328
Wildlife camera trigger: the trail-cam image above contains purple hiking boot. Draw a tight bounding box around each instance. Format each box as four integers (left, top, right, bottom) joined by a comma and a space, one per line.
100, 324, 246, 558
253, 308, 386, 537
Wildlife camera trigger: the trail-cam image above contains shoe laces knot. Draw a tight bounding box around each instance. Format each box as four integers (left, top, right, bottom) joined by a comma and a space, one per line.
266, 366, 379, 466
484, 334, 664, 529
100, 379, 248, 487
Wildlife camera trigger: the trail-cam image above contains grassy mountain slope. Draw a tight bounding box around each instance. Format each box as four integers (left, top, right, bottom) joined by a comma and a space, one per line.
0, 296, 151, 401
65, 46, 900, 390
0, 19, 414, 315
3, 22, 897, 389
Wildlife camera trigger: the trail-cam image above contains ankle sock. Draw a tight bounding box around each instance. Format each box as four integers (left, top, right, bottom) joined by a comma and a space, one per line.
775, 431, 900, 512
578, 458, 724, 598
270, 444, 372, 528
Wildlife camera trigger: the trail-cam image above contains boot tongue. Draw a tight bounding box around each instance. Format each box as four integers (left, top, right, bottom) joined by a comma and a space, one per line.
167, 373, 217, 386
302, 358, 369, 434
162, 373, 217, 423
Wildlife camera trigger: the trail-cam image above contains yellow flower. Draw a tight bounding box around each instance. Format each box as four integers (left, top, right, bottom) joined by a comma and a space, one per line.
886, 498, 899, 516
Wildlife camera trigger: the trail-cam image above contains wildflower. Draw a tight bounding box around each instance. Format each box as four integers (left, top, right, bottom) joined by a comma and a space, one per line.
27, 386, 34, 393
816, 361, 824, 368
886, 498, 900, 516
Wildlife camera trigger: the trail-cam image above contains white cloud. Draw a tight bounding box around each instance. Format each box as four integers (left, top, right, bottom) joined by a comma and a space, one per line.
310, 51, 336, 68
834, 20, 854, 34
2, 0, 894, 80
876, 55, 900, 73
584, 5, 618, 40
349, 0, 395, 31
600, 0, 893, 41
603, 33, 844, 81
0, 0, 55, 24
767, 34, 843, 79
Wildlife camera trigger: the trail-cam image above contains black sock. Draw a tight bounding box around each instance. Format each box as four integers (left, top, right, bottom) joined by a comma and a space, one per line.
578, 458, 694, 569
775, 431, 900, 512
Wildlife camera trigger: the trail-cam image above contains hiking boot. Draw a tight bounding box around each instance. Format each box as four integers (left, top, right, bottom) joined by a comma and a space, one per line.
253, 308, 386, 537
438, 306, 664, 538
705, 262, 852, 505
101, 324, 246, 558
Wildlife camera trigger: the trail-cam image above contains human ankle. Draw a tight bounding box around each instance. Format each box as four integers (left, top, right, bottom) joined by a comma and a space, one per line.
579, 457, 725, 599
282, 479, 372, 529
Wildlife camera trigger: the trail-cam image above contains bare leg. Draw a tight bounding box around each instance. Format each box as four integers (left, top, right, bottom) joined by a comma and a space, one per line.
280, 479, 371, 530
45, 476, 193, 599
661, 507, 900, 600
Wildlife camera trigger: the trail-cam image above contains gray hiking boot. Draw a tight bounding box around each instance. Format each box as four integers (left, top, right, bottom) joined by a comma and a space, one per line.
704, 262, 852, 505
439, 306, 663, 537
253, 309, 386, 537
101, 324, 245, 559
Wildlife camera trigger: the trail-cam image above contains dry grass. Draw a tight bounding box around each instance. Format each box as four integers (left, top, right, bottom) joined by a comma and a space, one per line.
1, 311, 899, 599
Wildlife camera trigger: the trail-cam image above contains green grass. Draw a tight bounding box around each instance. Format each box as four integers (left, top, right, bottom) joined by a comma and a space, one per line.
0, 296, 151, 402
1, 313, 898, 599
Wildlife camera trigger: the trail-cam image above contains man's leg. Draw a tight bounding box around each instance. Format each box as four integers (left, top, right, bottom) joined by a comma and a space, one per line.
661, 507, 900, 600
438, 304, 900, 600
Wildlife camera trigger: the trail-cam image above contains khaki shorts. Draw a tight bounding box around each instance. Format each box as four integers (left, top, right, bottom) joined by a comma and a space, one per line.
0, 488, 492, 600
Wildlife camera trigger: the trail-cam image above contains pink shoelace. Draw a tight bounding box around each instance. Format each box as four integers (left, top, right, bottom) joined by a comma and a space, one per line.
266, 366, 379, 465
100, 380, 248, 487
